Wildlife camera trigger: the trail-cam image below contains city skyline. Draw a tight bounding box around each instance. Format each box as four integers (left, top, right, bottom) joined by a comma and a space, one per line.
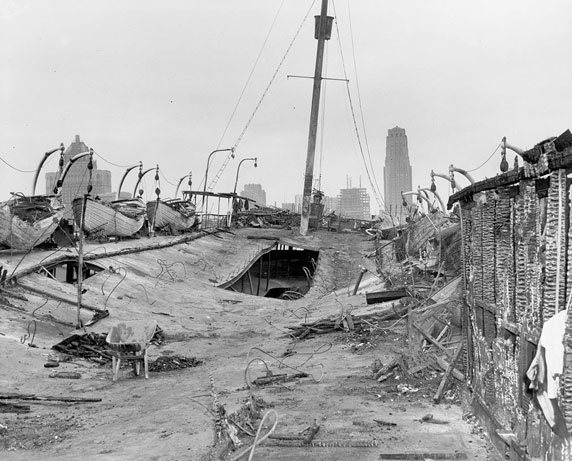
45, 135, 114, 218
1, 1, 570, 215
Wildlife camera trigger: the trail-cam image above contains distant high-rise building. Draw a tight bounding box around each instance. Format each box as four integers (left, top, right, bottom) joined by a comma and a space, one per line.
338, 187, 370, 219
294, 194, 303, 213
241, 183, 266, 206
46, 135, 114, 218
281, 203, 296, 212
383, 126, 412, 216
323, 196, 339, 214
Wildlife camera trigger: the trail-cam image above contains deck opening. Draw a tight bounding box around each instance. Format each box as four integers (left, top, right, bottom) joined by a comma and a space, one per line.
225, 244, 319, 299
37, 260, 104, 284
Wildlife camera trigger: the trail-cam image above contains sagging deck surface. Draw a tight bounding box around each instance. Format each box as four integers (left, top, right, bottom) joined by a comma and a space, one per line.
0, 228, 492, 460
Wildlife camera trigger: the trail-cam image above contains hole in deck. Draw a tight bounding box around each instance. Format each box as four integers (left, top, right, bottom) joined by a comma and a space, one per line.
225, 245, 319, 299
37, 260, 105, 284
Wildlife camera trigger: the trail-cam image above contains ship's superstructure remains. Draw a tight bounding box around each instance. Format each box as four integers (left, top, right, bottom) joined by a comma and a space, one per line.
449, 130, 572, 459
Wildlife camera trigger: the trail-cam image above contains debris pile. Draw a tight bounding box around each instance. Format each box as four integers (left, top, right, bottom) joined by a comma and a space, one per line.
7, 194, 60, 223
286, 302, 411, 340
0, 413, 82, 450
227, 396, 270, 438
52, 326, 164, 363
368, 293, 465, 404
236, 207, 299, 228
148, 355, 203, 372
0, 393, 101, 414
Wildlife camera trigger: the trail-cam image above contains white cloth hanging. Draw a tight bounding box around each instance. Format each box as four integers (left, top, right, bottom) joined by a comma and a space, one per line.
526, 309, 568, 438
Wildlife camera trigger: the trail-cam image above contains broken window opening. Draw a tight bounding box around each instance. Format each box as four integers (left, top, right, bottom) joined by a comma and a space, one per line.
225, 245, 319, 300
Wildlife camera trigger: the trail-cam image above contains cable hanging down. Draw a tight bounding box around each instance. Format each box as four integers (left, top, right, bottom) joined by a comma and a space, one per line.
343, 0, 384, 205
465, 142, 502, 173
91, 150, 132, 169
215, 0, 287, 152
0, 155, 38, 173
207, 0, 318, 192
331, 2, 384, 210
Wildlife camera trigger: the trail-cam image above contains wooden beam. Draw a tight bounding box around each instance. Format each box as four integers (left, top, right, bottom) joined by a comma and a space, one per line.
434, 342, 464, 403
434, 355, 465, 382
412, 322, 449, 354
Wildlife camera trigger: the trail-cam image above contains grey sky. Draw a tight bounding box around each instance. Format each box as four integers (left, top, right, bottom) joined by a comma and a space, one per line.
1, 0, 571, 211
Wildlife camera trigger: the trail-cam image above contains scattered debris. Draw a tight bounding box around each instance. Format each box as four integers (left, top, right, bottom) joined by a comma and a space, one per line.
373, 357, 400, 382
373, 419, 397, 427
287, 305, 409, 340
252, 371, 308, 386
148, 355, 202, 372
269, 420, 320, 445
49, 372, 81, 379
52, 326, 164, 363
85, 309, 109, 327
0, 401, 30, 413
433, 341, 464, 404
417, 413, 450, 425
0, 393, 101, 403
397, 383, 419, 394
236, 206, 299, 229
0, 413, 82, 450
365, 288, 408, 304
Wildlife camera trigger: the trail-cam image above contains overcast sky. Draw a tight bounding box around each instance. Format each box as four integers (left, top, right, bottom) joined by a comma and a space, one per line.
1, 0, 571, 212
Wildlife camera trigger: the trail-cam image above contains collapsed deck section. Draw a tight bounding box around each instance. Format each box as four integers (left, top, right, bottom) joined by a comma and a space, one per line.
219, 244, 319, 299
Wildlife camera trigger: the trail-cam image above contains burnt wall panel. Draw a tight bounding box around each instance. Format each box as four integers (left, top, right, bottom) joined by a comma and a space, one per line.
453, 156, 572, 459
523, 180, 541, 336
514, 189, 527, 325
473, 194, 484, 301
494, 187, 515, 322
460, 204, 474, 377
482, 191, 496, 305
544, 170, 568, 323
561, 182, 572, 432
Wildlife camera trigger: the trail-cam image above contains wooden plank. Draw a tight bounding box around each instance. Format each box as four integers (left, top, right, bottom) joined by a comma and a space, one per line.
412, 323, 449, 354
0, 286, 28, 301
0, 401, 30, 413
434, 356, 465, 382
365, 289, 408, 305
433, 342, 464, 403
0, 394, 102, 403
16, 280, 106, 313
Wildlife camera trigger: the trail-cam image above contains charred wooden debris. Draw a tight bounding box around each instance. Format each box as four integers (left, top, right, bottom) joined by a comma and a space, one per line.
234, 205, 300, 229
49, 327, 201, 372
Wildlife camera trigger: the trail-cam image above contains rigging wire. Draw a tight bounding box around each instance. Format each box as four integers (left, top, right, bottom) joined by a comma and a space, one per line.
92, 150, 132, 168
73, 164, 91, 198
215, 0, 287, 150
0, 155, 39, 173
207, 0, 318, 191
464, 142, 502, 173
159, 169, 176, 187
345, 0, 384, 204
330, 2, 385, 210
317, 41, 329, 192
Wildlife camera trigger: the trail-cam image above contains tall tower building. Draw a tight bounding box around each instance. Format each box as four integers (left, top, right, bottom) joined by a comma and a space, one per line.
383, 126, 412, 216
46, 135, 114, 218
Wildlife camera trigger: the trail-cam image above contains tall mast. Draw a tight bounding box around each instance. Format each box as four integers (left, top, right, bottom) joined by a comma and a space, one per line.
300, 0, 329, 236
